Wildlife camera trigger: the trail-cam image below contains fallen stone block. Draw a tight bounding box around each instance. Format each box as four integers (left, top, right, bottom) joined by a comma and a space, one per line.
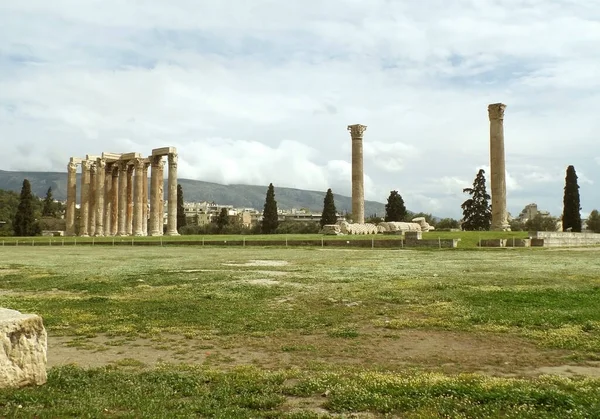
0, 308, 47, 388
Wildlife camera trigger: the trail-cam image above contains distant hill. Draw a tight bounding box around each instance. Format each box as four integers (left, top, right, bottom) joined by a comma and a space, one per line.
0, 170, 387, 215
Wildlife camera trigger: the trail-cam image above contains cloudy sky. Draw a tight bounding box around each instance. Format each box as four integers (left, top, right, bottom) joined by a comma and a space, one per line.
1, 1, 599, 218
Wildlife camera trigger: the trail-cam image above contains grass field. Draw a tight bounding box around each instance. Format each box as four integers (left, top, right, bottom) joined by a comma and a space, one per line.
1, 244, 600, 417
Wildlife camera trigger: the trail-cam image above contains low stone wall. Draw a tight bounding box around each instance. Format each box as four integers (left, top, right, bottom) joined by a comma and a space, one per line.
477, 238, 532, 248
529, 231, 600, 247
0, 308, 47, 388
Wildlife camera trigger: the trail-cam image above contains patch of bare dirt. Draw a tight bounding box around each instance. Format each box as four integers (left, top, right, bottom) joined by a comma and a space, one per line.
223, 260, 289, 267
47, 328, 600, 378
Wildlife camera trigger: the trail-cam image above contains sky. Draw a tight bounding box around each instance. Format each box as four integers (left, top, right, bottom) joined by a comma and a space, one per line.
1, 1, 599, 219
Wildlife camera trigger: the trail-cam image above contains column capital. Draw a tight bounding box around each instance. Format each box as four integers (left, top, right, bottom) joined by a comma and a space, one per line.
168, 153, 178, 169
151, 155, 164, 167
133, 157, 145, 170
89, 162, 98, 174
488, 103, 506, 120
96, 158, 106, 170
81, 160, 92, 170
67, 161, 78, 172
347, 124, 367, 138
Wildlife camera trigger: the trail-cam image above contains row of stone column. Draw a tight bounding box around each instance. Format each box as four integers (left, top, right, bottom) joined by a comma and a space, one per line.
65, 151, 178, 237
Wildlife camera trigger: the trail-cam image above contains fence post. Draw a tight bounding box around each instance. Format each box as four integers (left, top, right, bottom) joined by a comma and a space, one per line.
286, 235, 288, 247
321, 238, 324, 248
438, 237, 441, 249
160, 238, 163, 247
371, 238, 374, 249
92, 237, 95, 246
131, 238, 134, 246
62, 239, 64, 246
202, 237, 204, 246
243, 237, 246, 247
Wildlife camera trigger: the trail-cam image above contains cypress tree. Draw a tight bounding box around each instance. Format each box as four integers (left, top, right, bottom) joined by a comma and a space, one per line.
384, 190, 407, 222
461, 169, 492, 231
42, 187, 55, 217
216, 207, 230, 233
562, 165, 582, 232
320, 188, 338, 227
261, 183, 279, 234
13, 179, 39, 236
176, 184, 187, 230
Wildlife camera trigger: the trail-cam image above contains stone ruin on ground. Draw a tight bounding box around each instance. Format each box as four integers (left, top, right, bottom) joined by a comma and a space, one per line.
321, 218, 435, 236
0, 308, 47, 389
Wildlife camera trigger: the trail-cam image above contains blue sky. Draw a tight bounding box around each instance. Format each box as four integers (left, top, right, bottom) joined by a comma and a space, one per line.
1, 0, 599, 218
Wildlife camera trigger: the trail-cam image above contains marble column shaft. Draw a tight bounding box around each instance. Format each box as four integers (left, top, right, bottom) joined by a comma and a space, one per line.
95, 159, 106, 236
165, 153, 179, 235
104, 164, 112, 236
347, 124, 367, 225
79, 160, 91, 236
117, 161, 128, 236
126, 164, 134, 235
142, 161, 150, 236
88, 163, 97, 236
488, 103, 510, 231
133, 158, 145, 236
149, 156, 163, 236
158, 163, 165, 234
111, 166, 119, 236
65, 161, 77, 236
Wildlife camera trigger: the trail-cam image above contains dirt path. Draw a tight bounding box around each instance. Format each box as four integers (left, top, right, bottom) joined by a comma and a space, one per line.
47, 329, 600, 378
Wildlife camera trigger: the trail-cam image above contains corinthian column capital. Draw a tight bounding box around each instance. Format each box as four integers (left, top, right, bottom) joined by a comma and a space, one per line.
488, 103, 506, 120
347, 124, 367, 139
168, 153, 178, 169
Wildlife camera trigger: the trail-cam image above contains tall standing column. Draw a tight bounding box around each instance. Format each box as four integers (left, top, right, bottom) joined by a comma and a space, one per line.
149, 156, 163, 236
158, 162, 165, 234
117, 161, 128, 236
488, 103, 510, 231
95, 159, 106, 236
111, 166, 119, 236
88, 163, 97, 236
126, 164, 134, 235
133, 158, 145, 236
104, 164, 113, 236
79, 160, 91, 237
65, 160, 77, 236
347, 124, 367, 224
165, 152, 179, 235
142, 161, 150, 236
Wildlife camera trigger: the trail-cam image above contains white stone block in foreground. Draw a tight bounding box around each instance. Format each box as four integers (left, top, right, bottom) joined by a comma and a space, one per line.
0, 308, 47, 388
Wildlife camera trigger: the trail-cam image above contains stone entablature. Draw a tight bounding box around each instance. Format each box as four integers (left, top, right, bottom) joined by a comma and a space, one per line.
64, 147, 178, 237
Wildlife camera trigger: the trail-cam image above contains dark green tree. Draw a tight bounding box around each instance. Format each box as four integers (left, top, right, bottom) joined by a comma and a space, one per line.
525, 214, 558, 232
562, 165, 582, 232
261, 183, 279, 234
436, 218, 460, 230
13, 179, 40, 236
42, 187, 55, 217
320, 188, 338, 227
384, 190, 407, 222
215, 208, 230, 233
586, 209, 600, 233
176, 184, 187, 230
461, 169, 491, 231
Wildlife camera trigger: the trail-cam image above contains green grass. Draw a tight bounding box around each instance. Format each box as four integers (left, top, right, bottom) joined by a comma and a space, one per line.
1, 246, 600, 416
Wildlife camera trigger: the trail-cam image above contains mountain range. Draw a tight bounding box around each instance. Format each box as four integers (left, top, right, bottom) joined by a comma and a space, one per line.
0, 170, 387, 215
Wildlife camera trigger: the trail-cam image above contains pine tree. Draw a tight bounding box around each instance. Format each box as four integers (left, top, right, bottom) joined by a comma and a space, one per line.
562, 165, 582, 232
384, 190, 407, 222
176, 184, 187, 230
216, 208, 230, 233
13, 179, 40, 236
261, 183, 278, 234
42, 187, 55, 217
461, 169, 492, 231
320, 188, 338, 227
586, 209, 600, 233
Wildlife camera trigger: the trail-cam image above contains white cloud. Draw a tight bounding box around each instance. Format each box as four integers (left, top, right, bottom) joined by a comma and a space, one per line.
1, 0, 599, 218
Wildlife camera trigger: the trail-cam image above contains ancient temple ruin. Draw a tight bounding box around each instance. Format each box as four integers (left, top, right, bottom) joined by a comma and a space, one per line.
64, 147, 178, 237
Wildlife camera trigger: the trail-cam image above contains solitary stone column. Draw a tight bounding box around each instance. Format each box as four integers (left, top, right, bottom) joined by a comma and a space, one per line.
132, 158, 145, 236
88, 163, 97, 237
117, 161, 128, 236
347, 124, 367, 224
65, 160, 77, 236
79, 160, 91, 237
111, 166, 119, 236
142, 161, 150, 236
149, 156, 163, 236
165, 152, 179, 236
126, 164, 134, 235
95, 159, 106, 236
104, 164, 113, 236
488, 103, 510, 231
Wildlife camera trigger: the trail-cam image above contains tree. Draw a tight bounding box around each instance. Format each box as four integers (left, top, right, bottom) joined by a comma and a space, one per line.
13, 179, 40, 236
586, 209, 600, 233
261, 183, 279, 234
385, 190, 407, 222
436, 218, 460, 230
42, 187, 55, 217
215, 208, 230, 233
562, 165, 582, 232
320, 188, 338, 227
176, 184, 186, 230
525, 214, 558, 232
461, 169, 492, 231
